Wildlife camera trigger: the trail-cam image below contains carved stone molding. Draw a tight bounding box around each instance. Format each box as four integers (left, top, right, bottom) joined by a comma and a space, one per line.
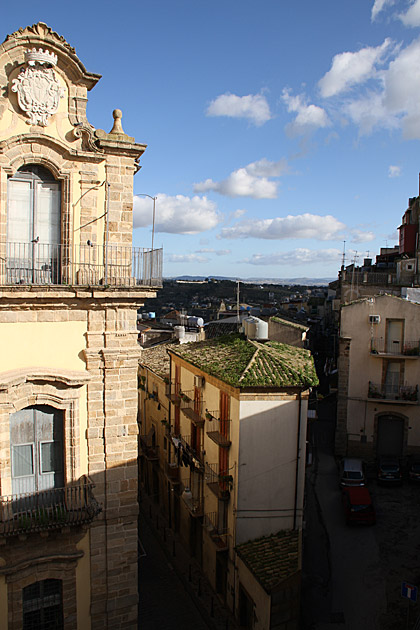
0, 368, 91, 391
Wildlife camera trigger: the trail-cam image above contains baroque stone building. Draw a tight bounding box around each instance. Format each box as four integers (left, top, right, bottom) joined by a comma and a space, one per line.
0, 23, 161, 629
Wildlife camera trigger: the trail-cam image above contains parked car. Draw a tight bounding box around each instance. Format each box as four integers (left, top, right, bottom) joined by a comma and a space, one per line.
377, 457, 402, 485
342, 486, 376, 525
408, 459, 420, 483
339, 458, 366, 488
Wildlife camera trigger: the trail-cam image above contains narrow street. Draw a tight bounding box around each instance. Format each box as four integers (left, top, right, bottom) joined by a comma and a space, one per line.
302, 396, 387, 629
138, 508, 210, 630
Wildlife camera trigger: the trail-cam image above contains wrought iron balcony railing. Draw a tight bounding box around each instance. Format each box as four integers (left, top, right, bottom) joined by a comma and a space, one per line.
0, 476, 101, 537
180, 390, 204, 427
180, 476, 204, 517
368, 381, 419, 402
166, 381, 181, 405
370, 337, 420, 356
205, 463, 232, 499
179, 435, 205, 469
203, 512, 229, 550
139, 434, 160, 460
205, 414, 231, 447
0, 241, 162, 287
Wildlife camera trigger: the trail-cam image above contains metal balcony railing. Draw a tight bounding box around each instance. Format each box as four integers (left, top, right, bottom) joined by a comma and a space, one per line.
180, 476, 204, 516
203, 512, 229, 550
205, 463, 232, 499
139, 434, 160, 460
0, 476, 101, 537
0, 242, 162, 287
166, 381, 181, 405
370, 337, 420, 356
180, 435, 205, 469
205, 414, 231, 447
368, 381, 419, 402
180, 390, 204, 427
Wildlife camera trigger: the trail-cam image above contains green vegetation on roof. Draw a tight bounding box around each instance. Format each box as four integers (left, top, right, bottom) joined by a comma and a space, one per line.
171, 334, 318, 389
236, 530, 300, 592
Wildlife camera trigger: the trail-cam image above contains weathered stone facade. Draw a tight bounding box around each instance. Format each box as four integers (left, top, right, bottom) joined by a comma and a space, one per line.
0, 22, 160, 629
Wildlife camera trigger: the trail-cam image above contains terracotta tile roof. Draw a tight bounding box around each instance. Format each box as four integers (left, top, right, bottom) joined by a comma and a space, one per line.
270, 316, 308, 331
139, 343, 172, 378
236, 530, 300, 593
170, 334, 318, 389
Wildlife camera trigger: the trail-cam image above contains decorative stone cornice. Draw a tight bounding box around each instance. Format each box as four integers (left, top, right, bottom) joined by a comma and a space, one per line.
1, 22, 101, 90
4, 22, 76, 55
0, 368, 91, 391
0, 551, 84, 575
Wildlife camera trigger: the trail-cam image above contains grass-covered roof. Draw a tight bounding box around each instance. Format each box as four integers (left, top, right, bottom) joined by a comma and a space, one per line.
170, 334, 318, 389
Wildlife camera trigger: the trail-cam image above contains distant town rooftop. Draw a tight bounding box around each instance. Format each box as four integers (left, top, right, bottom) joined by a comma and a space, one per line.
170, 333, 318, 389
236, 530, 300, 593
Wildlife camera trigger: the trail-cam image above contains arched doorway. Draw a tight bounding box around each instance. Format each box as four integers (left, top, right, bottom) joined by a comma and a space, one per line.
376, 414, 405, 458
7, 164, 61, 283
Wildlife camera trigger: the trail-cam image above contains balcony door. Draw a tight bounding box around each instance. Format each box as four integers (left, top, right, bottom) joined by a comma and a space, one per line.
7, 165, 61, 284
10, 406, 64, 497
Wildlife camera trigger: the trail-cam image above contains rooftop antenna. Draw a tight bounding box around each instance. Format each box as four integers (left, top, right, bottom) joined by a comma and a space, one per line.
341, 240, 346, 270
350, 251, 358, 301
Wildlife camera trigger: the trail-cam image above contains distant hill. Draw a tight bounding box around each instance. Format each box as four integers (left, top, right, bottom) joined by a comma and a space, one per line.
166, 275, 334, 286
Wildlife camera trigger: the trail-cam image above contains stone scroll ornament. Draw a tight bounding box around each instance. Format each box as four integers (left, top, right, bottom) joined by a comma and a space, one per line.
11, 48, 65, 126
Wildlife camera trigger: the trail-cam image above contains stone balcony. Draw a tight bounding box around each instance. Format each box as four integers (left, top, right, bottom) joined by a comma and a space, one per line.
0, 476, 101, 538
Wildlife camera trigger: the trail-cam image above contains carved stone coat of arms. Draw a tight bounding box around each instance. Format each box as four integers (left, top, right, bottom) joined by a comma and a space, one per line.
11, 48, 65, 126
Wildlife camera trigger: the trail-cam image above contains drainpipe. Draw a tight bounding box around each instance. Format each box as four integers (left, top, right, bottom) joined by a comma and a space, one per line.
293, 391, 303, 531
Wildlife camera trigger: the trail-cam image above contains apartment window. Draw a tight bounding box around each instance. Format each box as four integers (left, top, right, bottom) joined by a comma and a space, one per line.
10, 406, 64, 497
22, 579, 63, 630
7, 165, 61, 283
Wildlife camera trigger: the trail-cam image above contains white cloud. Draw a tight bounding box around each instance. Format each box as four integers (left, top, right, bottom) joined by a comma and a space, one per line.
206, 92, 271, 126
320, 36, 420, 139
166, 254, 210, 264
388, 165, 402, 177
194, 158, 289, 199
350, 229, 376, 243
133, 193, 221, 234
400, 0, 420, 26
242, 248, 342, 266
195, 248, 231, 256
220, 213, 345, 240
372, 0, 395, 22
318, 39, 392, 98
282, 89, 330, 136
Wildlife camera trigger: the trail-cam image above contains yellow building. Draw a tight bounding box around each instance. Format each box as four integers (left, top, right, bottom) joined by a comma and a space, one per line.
336, 294, 420, 459
0, 22, 161, 629
139, 333, 318, 630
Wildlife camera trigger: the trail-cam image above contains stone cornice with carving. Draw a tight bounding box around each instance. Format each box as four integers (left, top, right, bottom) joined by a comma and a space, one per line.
0, 368, 91, 391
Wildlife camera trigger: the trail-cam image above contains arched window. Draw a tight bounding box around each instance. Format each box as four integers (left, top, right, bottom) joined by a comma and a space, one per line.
22, 579, 63, 630
7, 165, 61, 283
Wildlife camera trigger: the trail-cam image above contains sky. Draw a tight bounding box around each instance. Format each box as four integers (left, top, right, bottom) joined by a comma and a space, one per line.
4, 1, 420, 280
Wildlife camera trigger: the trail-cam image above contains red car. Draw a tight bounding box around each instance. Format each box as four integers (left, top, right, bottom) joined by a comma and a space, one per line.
342, 486, 376, 525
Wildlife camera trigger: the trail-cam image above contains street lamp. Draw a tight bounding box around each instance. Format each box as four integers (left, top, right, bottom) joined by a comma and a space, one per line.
136, 193, 157, 252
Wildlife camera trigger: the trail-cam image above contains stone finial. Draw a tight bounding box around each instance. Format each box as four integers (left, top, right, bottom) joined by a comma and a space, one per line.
110, 109, 124, 135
